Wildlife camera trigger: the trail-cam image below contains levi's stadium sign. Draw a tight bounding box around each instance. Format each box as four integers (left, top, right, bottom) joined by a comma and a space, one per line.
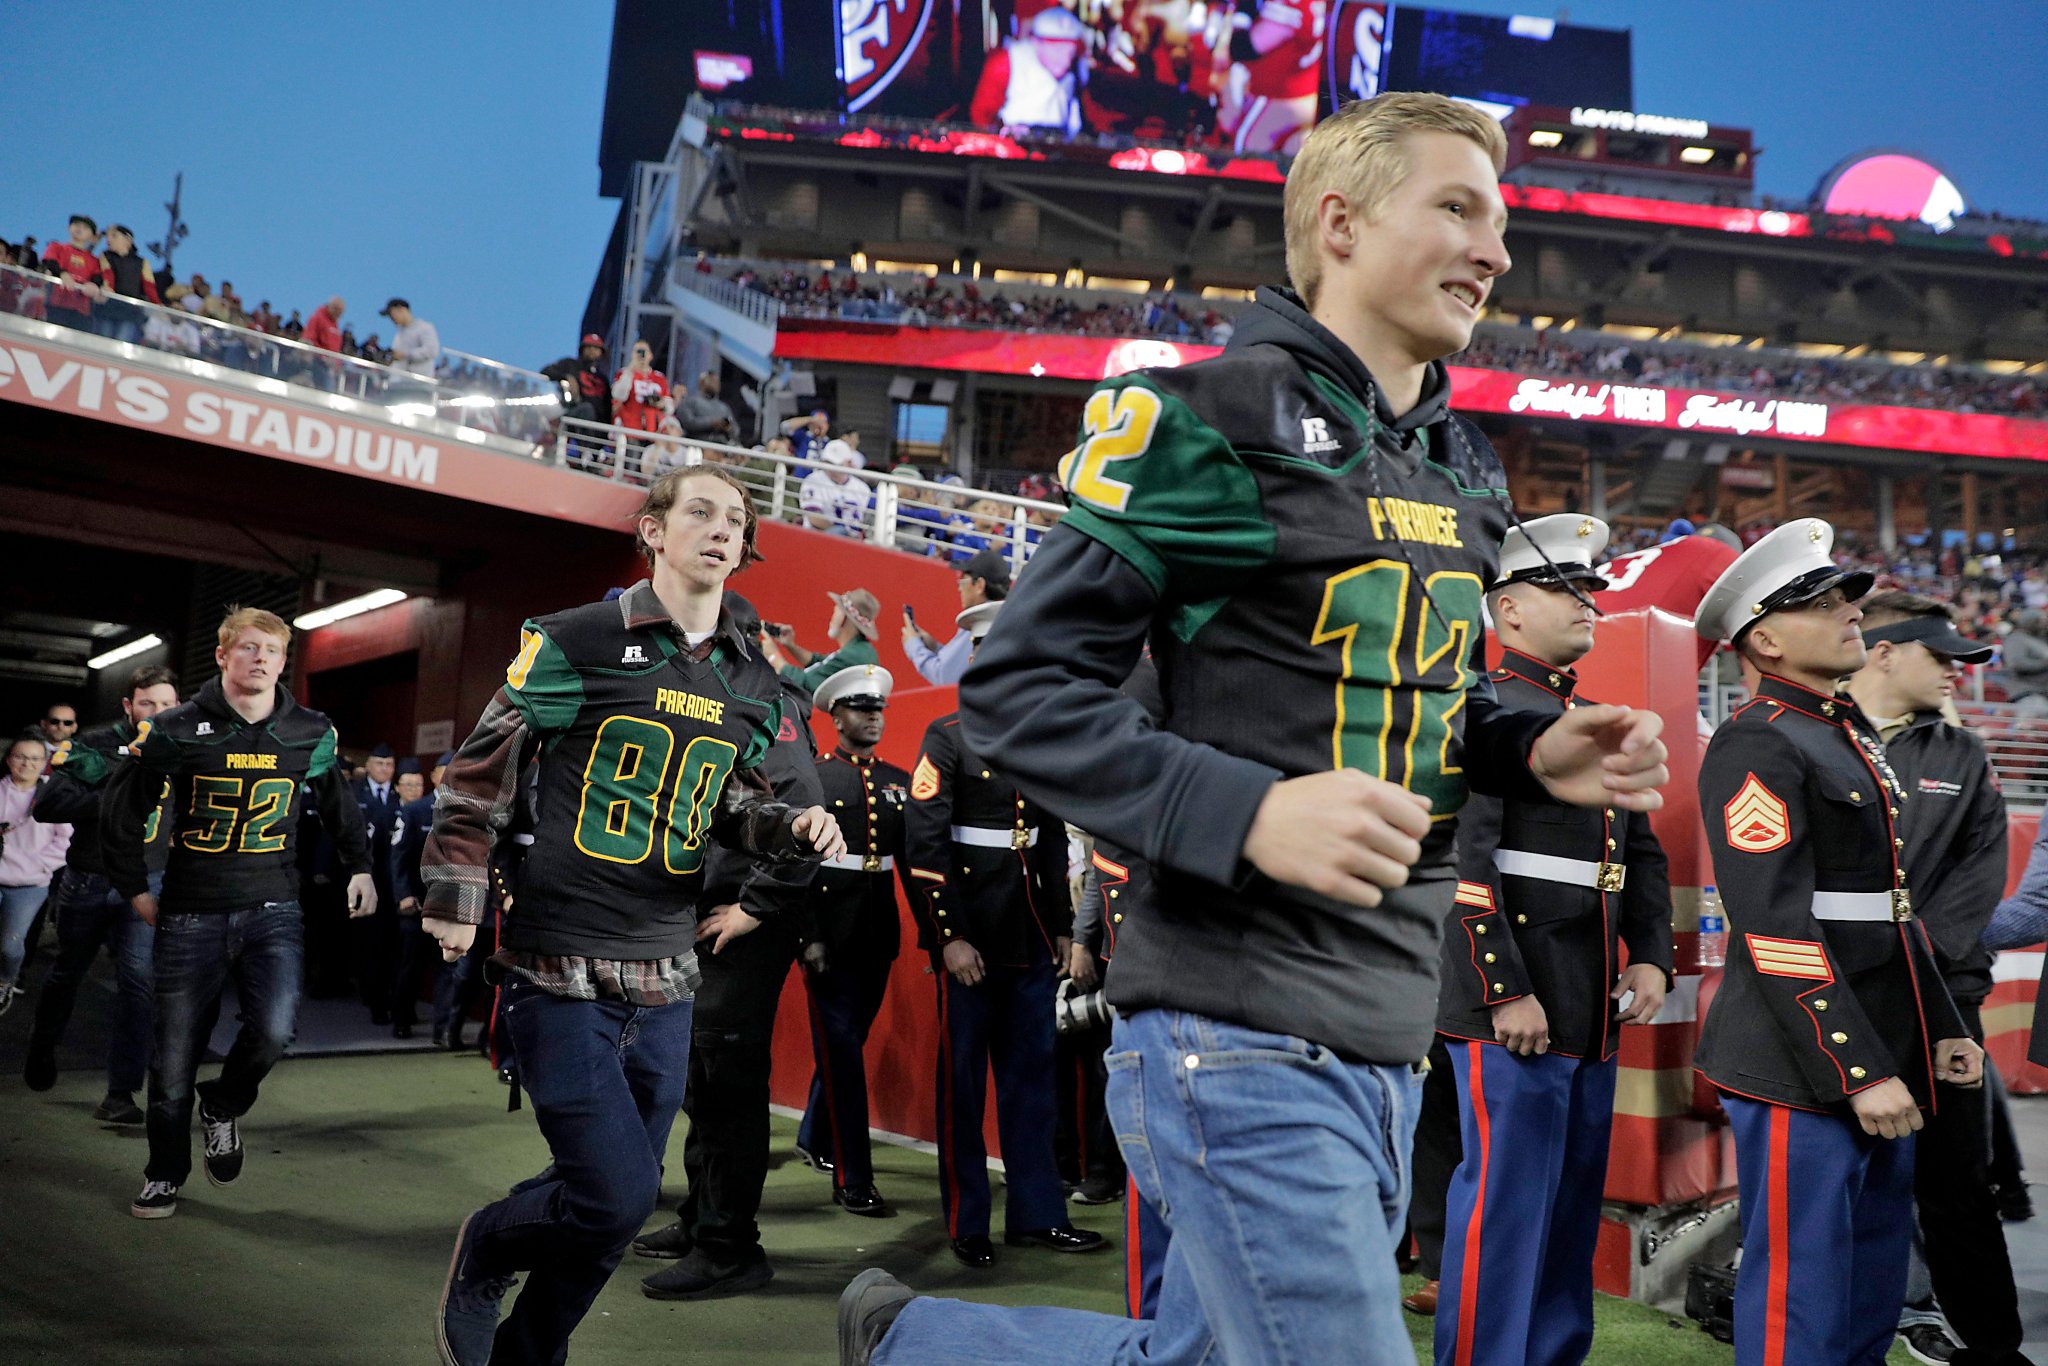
773, 321, 2048, 462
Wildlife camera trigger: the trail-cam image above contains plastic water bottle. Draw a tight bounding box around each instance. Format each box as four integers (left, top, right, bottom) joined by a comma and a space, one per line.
1697, 885, 1727, 969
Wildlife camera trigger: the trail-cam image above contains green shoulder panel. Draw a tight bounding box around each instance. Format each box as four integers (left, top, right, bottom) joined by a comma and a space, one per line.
1055, 374, 1275, 598
50, 738, 110, 786
502, 622, 586, 737
740, 696, 783, 771
308, 727, 340, 779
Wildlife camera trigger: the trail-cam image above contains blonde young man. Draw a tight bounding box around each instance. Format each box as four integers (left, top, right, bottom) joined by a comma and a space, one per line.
103, 609, 375, 1220
838, 91, 1669, 1366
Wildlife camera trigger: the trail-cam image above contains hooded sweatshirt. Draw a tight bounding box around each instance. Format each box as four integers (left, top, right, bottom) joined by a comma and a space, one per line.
960, 287, 1553, 1064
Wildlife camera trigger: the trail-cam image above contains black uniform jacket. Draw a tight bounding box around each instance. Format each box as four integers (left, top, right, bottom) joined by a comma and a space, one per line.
1881, 710, 2007, 1007
904, 712, 1072, 968
1694, 674, 1967, 1113
804, 747, 915, 967
1436, 650, 1675, 1060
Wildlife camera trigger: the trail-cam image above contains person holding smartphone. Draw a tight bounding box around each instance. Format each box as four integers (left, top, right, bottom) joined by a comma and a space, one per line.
902, 549, 1011, 687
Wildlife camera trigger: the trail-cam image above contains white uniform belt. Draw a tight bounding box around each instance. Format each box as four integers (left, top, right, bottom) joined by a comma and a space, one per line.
822, 852, 894, 872
1811, 890, 1901, 922
1492, 848, 1626, 891
951, 825, 1037, 849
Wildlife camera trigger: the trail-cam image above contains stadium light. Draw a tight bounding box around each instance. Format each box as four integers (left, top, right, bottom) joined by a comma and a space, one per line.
1528, 130, 1564, 148
1680, 146, 1716, 165
293, 589, 408, 631
88, 634, 164, 670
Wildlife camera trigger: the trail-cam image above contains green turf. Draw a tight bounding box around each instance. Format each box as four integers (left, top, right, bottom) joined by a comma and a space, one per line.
0, 1050, 1911, 1363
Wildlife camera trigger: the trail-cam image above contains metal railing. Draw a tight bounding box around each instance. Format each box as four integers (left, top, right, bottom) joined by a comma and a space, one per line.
548, 416, 1062, 570
0, 261, 561, 442
1702, 679, 2046, 805
670, 266, 784, 329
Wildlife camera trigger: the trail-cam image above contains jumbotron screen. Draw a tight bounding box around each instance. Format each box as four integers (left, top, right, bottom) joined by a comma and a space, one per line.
684, 2, 1627, 163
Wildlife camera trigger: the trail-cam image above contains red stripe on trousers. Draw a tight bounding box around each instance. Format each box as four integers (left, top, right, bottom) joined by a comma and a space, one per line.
1765, 1106, 1791, 1366
805, 978, 846, 1190
935, 974, 959, 1239
1454, 1042, 1493, 1366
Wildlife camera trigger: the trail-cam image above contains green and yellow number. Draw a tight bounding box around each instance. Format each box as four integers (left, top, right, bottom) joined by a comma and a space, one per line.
1057, 387, 1162, 512
240, 778, 300, 852
573, 716, 737, 873
182, 776, 243, 853
1311, 562, 1484, 817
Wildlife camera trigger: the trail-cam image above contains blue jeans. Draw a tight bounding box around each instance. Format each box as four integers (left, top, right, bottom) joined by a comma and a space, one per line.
468, 976, 693, 1366
1, 881, 54, 988
146, 902, 305, 1185
28, 869, 157, 1094
875, 1007, 1425, 1366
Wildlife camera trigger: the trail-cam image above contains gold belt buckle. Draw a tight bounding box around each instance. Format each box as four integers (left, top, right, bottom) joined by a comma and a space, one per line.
863, 853, 882, 873
1892, 889, 1914, 922
1011, 828, 1030, 850
1596, 862, 1624, 893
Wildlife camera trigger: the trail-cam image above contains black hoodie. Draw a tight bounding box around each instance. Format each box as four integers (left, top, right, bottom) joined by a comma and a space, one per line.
960, 287, 1554, 1064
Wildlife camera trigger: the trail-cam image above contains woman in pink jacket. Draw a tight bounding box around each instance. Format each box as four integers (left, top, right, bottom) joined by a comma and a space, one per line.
1, 732, 72, 1014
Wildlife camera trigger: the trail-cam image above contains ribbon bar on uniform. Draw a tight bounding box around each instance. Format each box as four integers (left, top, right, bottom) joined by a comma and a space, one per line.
951, 825, 1037, 849
823, 852, 895, 872
1492, 848, 1626, 892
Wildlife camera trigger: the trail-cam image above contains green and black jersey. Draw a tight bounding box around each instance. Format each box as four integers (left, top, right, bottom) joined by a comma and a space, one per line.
1054, 345, 1510, 831
41, 718, 173, 878
963, 287, 1556, 1064
102, 678, 368, 912
423, 581, 813, 962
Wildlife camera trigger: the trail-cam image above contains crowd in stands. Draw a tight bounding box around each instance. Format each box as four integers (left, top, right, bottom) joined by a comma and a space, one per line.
725, 262, 1238, 345
714, 258, 2046, 420
1457, 329, 2048, 419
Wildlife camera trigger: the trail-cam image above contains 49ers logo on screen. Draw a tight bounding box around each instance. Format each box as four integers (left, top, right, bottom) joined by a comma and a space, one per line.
1326, 0, 1389, 105
839, 0, 935, 113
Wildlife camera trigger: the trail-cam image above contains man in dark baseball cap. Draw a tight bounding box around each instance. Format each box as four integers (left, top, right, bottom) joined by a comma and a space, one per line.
902, 549, 1012, 686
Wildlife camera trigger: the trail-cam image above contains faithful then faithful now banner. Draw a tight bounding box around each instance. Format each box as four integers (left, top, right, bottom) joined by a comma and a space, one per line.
0, 333, 642, 529
772, 321, 2048, 463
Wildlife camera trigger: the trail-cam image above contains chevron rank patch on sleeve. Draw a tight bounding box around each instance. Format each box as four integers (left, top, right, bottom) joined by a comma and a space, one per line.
1744, 934, 1833, 981
1724, 773, 1791, 853
911, 754, 941, 801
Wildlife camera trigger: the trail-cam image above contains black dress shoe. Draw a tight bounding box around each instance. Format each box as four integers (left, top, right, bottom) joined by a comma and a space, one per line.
794, 1143, 836, 1175
1005, 1225, 1109, 1254
632, 1220, 693, 1260
834, 1184, 891, 1218
950, 1235, 995, 1268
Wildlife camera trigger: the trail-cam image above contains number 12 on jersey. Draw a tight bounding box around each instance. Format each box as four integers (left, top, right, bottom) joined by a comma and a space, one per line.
1058, 387, 1162, 512
1312, 561, 1484, 817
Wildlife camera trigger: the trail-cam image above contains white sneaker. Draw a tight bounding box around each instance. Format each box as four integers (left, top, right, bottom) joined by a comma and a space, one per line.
131, 1180, 179, 1219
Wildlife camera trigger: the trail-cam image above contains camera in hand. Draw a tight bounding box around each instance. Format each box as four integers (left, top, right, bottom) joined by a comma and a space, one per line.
1055, 977, 1113, 1035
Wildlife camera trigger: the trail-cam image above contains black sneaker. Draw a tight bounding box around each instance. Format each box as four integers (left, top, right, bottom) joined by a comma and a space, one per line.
130, 1180, 179, 1220
632, 1220, 693, 1259
199, 1102, 244, 1186
438, 1209, 517, 1366
94, 1093, 145, 1125
838, 1268, 916, 1366
639, 1247, 774, 1299
1070, 1177, 1124, 1205
1901, 1322, 1959, 1364
24, 1041, 57, 1092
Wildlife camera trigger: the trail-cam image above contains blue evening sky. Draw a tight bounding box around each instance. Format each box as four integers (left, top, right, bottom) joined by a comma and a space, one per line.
1, 1, 2042, 370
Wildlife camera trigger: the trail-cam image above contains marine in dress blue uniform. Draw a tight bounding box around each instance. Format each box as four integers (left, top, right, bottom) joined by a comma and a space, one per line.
1432, 516, 1676, 1366
795, 664, 917, 1217
904, 600, 1108, 1268
1693, 519, 1984, 1366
